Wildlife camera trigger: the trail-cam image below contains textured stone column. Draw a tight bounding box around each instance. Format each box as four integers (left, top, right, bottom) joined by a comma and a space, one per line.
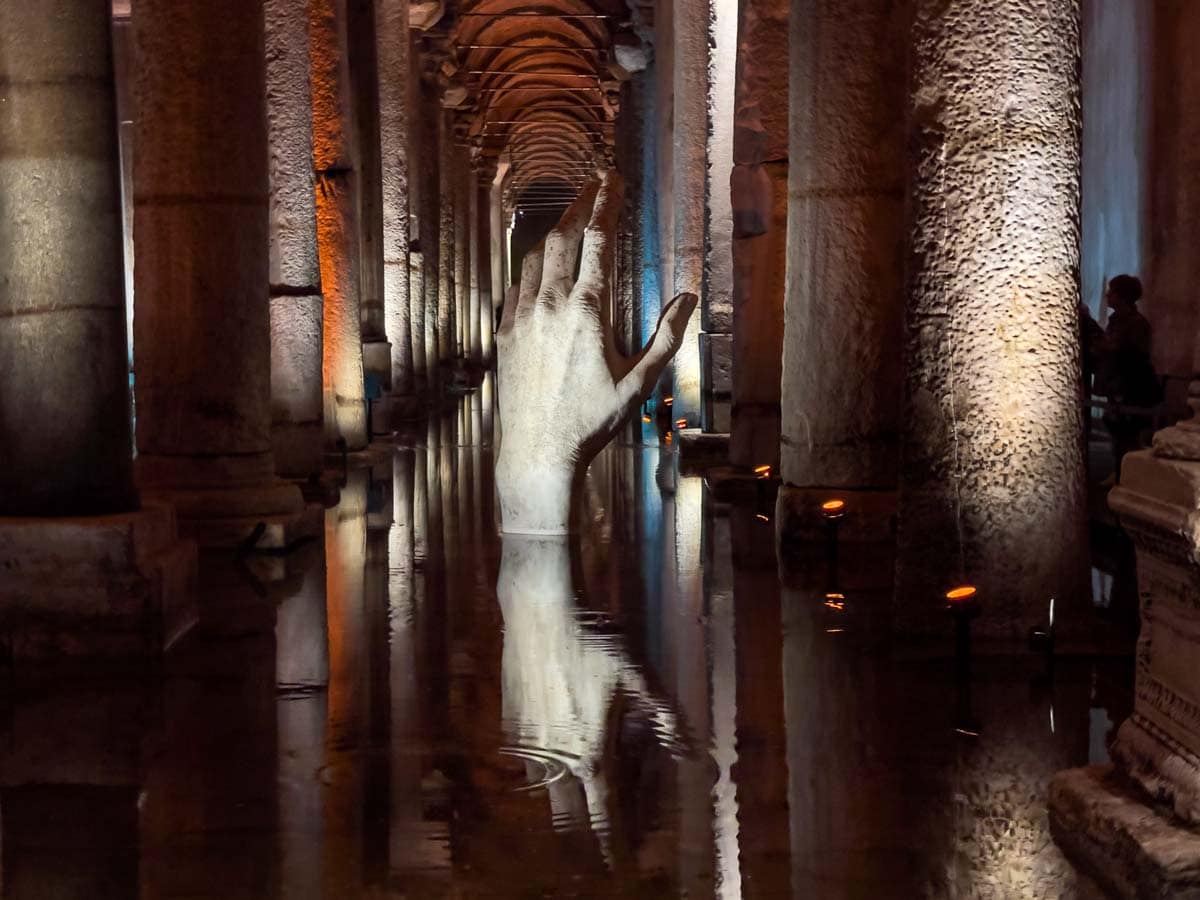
702, 0, 737, 435
0, 0, 196, 656
266, 0, 325, 479
776, 0, 906, 542
897, 0, 1087, 637
730, 0, 787, 472
350, 0, 391, 391
409, 250, 426, 385
488, 168, 508, 366
437, 113, 455, 367
419, 83, 442, 378
468, 170, 482, 366
0, 1, 135, 517
454, 150, 470, 361
670, 0, 707, 425
311, 0, 369, 450
133, 0, 307, 546
376, 0, 414, 397
478, 181, 495, 366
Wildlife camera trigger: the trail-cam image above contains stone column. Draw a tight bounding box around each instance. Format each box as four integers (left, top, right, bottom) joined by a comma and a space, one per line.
670, 0, 706, 426
776, 0, 906, 543
350, 0, 389, 393
468, 169, 482, 366
454, 149, 470, 362
311, 0, 369, 450
133, 0, 308, 546
437, 113, 455, 367
266, 0, 325, 479
0, 0, 195, 656
702, 0, 737, 435
488, 167, 508, 366
896, 0, 1087, 638
376, 0, 414, 398
477, 180, 495, 366
0, 1, 135, 517
730, 0, 787, 472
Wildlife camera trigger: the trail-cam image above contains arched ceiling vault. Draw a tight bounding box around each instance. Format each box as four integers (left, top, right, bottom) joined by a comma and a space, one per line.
418, 0, 645, 215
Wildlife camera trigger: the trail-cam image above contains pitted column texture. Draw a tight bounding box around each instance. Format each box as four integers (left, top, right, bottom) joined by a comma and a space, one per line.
467, 176, 482, 365
897, 0, 1088, 636
671, 0, 708, 425
437, 113, 455, 365
133, 0, 278, 482
376, 0, 414, 395
454, 151, 470, 359
418, 82, 441, 376
729, 0, 788, 469
0, 0, 136, 515
310, 0, 368, 450
782, 0, 907, 489
265, 0, 325, 477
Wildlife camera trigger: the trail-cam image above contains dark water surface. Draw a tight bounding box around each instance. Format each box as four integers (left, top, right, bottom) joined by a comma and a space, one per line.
1, 381, 1133, 898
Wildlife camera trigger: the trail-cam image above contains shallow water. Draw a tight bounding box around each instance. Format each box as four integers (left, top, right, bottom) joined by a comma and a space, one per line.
0, 382, 1133, 898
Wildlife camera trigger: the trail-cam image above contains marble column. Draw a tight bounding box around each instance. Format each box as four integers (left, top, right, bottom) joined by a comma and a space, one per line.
266, 0, 326, 479
777, 0, 906, 542
488, 167, 508, 366
376, 0, 414, 397
670, 0, 707, 426
896, 0, 1087, 638
0, 0, 135, 517
311, 0, 369, 450
478, 181, 495, 366
437, 113, 456, 366
133, 0, 308, 546
0, 0, 195, 655
730, 0, 787, 472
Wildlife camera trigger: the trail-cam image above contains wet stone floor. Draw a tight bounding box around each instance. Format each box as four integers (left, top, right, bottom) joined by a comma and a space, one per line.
1, 383, 1137, 898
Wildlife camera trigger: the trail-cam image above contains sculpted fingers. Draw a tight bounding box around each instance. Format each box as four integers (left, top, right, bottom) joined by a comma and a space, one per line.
615, 292, 698, 414
498, 243, 544, 337
574, 171, 625, 302
542, 178, 600, 288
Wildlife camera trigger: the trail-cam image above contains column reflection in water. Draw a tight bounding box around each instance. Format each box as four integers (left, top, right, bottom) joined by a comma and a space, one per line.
322, 468, 368, 894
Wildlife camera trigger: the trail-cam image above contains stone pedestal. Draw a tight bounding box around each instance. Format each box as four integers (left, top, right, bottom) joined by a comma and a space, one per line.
1050, 445, 1200, 896
0, 504, 197, 660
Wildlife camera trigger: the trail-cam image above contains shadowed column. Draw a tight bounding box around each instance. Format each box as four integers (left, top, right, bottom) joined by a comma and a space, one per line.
438, 113, 456, 366
311, 0, 369, 450
266, 0, 326, 479
777, 0, 907, 542
897, 0, 1088, 638
133, 0, 306, 545
0, 0, 135, 516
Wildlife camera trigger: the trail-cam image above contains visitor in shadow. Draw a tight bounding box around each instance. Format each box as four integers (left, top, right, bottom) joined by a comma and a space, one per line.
1095, 275, 1160, 482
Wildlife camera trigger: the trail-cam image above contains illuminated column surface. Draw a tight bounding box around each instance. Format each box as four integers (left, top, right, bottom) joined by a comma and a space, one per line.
454, 150, 470, 361
487, 166, 508, 366
311, 0, 369, 450
477, 179, 495, 366
437, 112, 455, 366
468, 169, 482, 367
133, 0, 308, 546
419, 84, 442, 377
670, 0, 707, 425
266, 0, 325, 479
777, 0, 906, 541
0, 0, 196, 654
897, 0, 1087, 636
729, 0, 787, 471
376, 0, 414, 397
0, 0, 135, 517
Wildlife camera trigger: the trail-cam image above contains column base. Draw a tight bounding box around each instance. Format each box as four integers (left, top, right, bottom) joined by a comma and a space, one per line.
776, 484, 897, 544
142, 481, 317, 549
270, 419, 324, 481
677, 428, 730, 472
0, 503, 197, 660
1049, 765, 1200, 899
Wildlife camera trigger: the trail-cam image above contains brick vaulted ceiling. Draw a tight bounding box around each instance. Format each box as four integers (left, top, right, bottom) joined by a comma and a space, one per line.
418, 0, 648, 211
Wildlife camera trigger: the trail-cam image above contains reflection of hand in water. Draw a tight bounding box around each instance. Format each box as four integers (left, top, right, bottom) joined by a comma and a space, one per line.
495, 171, 697, 535
496, 533, 682, 846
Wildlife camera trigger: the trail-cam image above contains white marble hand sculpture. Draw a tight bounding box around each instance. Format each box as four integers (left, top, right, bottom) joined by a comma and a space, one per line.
495, 171, 698, 535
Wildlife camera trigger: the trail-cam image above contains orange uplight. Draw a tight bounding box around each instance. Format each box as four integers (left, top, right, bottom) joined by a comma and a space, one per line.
826, 627, 846, 634
642, 414, 652, 423
664, 432, 673, 444
821, 498, 846, 520
675, 418, 688, 429
663, 396, 674, 405
755, 513, 769, 522
946, 585, 978, 602
753, 464, 771, 479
